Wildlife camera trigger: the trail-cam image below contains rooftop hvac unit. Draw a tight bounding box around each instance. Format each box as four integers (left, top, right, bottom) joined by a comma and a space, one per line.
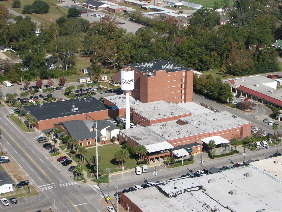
229, 190, 237, 195
245, 172, 252, 177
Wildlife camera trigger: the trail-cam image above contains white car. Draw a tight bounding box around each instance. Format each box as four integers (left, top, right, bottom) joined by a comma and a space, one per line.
106, 206, 116, 212
1, 198, 9, 206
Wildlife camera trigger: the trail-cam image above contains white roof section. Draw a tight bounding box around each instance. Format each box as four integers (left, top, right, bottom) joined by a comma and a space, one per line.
104, 94, 139, 109
172, 148, 189, 157
223, 73, 282, 100
120, 127, 173, 153
124, 164, 282, 211
178, 102, 214, 115
202, 136, 230, 145
148, 111, 250, 141
131, 100, 191, 121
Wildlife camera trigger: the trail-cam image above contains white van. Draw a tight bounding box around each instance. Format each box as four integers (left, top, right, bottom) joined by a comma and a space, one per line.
142, 165, 148, 173
135, 166, 142, 175
3, 81, 12, 87
261, 141, 268, 148
255, 142, 261, 148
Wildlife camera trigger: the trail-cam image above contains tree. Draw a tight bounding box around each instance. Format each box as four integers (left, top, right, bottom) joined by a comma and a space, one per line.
47, 78, 54, 87
134, 145, 147, 161
237, 101, 255, 111
68, 136, 78, 150
208, 140, 216, 151
31, 0, 50, 14
12, 0, 21, 8
20, 91, 29, 98
89, 62, 102, 82
230, 138, 239, 151
77, 146, 87, 162
272, 125, 279, 135
22, 4, 33, 14
67, 8, 81, 18
114, 149, 129, 168
6, 93, 17, 103
25, 114, 36, 129
36, 78, 43, 89
0, 4, 9, 18
74, 164, 83, 179
59, 76, 66, 86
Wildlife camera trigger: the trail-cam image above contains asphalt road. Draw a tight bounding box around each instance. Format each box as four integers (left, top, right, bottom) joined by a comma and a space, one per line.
0, 107, 103, 212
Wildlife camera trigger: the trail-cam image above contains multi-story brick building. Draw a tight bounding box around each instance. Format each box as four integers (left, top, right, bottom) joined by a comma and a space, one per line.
112, 60, 194, 103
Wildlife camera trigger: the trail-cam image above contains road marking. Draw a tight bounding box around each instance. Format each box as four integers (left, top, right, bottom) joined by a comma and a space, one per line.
74, 203, 88, 207
40, 159, 44, 163
0, 126, 52, 182
65, 196, 81, 212
14, 150, 17, 153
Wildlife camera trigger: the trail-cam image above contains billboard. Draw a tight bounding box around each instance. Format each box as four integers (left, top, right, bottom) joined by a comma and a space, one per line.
121, 69, 134, 90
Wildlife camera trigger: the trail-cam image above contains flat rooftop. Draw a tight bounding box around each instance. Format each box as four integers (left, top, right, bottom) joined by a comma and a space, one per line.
147, 111, 250, 141
23, 97, 107, 121
178, 102, 214, 115
131, 100, 191, 121
126, 60, 191, 75
224, 73, 282, 100
120, 127, 173, 153
104, 94, 139, 109
123, 164, 282, 211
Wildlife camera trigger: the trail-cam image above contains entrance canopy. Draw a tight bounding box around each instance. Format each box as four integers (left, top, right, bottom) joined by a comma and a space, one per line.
172, 149, 189, 157
201, 136, 229, 145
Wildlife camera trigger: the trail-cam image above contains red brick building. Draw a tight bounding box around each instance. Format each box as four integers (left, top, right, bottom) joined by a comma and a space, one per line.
112, 60, 194, 103
22, 97, 109, 130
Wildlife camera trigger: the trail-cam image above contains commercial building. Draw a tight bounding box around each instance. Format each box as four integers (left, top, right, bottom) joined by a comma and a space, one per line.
23, 97, 109, 130
113, 60, 194, 103
224, 74, 282, 108
120, 158, 282, 212
119, 102, 251, 161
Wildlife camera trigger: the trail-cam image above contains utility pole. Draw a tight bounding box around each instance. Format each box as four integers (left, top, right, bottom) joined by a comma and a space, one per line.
95, 121, 99, 179
116, 185, 119, 212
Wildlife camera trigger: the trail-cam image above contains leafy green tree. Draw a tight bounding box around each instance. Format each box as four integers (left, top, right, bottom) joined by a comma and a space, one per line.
68, 136, 78, 150
12, 0, 21, 8
74, 164, 83, 179
77, 146, 87, 161
6, 93, 17, 103
49, 36, 80, 71
134, 145, 147, 161
114, 149, 129, 168
22, 4, 33, 14
25, 114, 36, 128
89, 62, 101, 82
31, 0, 50, 14
189, 8, 220, 28
230, 138, 239, 151
273, 125, 279, 135
67, 8, 81, 18
0, 4, 9, 18
208, 140, 216, 151
20, 91, 29, 98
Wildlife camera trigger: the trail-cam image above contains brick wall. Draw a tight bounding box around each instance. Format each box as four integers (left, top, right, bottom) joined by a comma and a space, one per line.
130, 68, 193, 103
36, 110, 109, 130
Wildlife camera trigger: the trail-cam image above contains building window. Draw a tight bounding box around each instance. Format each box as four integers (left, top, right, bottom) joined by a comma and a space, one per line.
198, 147, 201, 150
80, 143, 83, 146
87, 141, 91, 145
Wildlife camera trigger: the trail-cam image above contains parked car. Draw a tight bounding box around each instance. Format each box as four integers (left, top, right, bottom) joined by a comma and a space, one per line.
17, 180, 29, 188
9, 197, 18, 204
43, 143, 53, 150
68, 166, 76, 172
1, 198, 9, 206
261, 140, 268, 148
61, 159, 72, 166
106, 206, 116, 212
57, 156, 68, 162
37, 137, 47, 143
263, 118, 269, 123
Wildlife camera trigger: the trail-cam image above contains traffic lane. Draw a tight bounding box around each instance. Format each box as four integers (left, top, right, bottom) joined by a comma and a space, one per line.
0, 117, 71, 185
104, 145, 282, 194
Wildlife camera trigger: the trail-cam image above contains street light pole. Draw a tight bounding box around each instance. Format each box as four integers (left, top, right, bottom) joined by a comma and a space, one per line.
95, 121, 99, 179
116, 185, 119, 212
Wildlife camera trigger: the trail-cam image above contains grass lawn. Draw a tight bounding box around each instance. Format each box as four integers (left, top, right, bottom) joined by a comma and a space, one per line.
10, 114, 31, 132
71, 144, 137, 174
202, 69, 235, 79
181, 0, 224, 8
3, 0, 68, 24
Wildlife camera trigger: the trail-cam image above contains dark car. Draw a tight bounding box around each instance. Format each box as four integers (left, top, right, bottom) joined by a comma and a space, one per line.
62, 159, 72, 166
37, 137, 47, 143
68, 166, 76, 172
17, 180, 29, 188
43, 143, 53, 150
122, 189, 129, 193
0, 159, 10, 164
9, 197, 18, 204
128, 187, 136, 191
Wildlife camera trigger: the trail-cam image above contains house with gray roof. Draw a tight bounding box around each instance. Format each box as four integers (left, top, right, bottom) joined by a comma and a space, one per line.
55, 119, 119, 146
